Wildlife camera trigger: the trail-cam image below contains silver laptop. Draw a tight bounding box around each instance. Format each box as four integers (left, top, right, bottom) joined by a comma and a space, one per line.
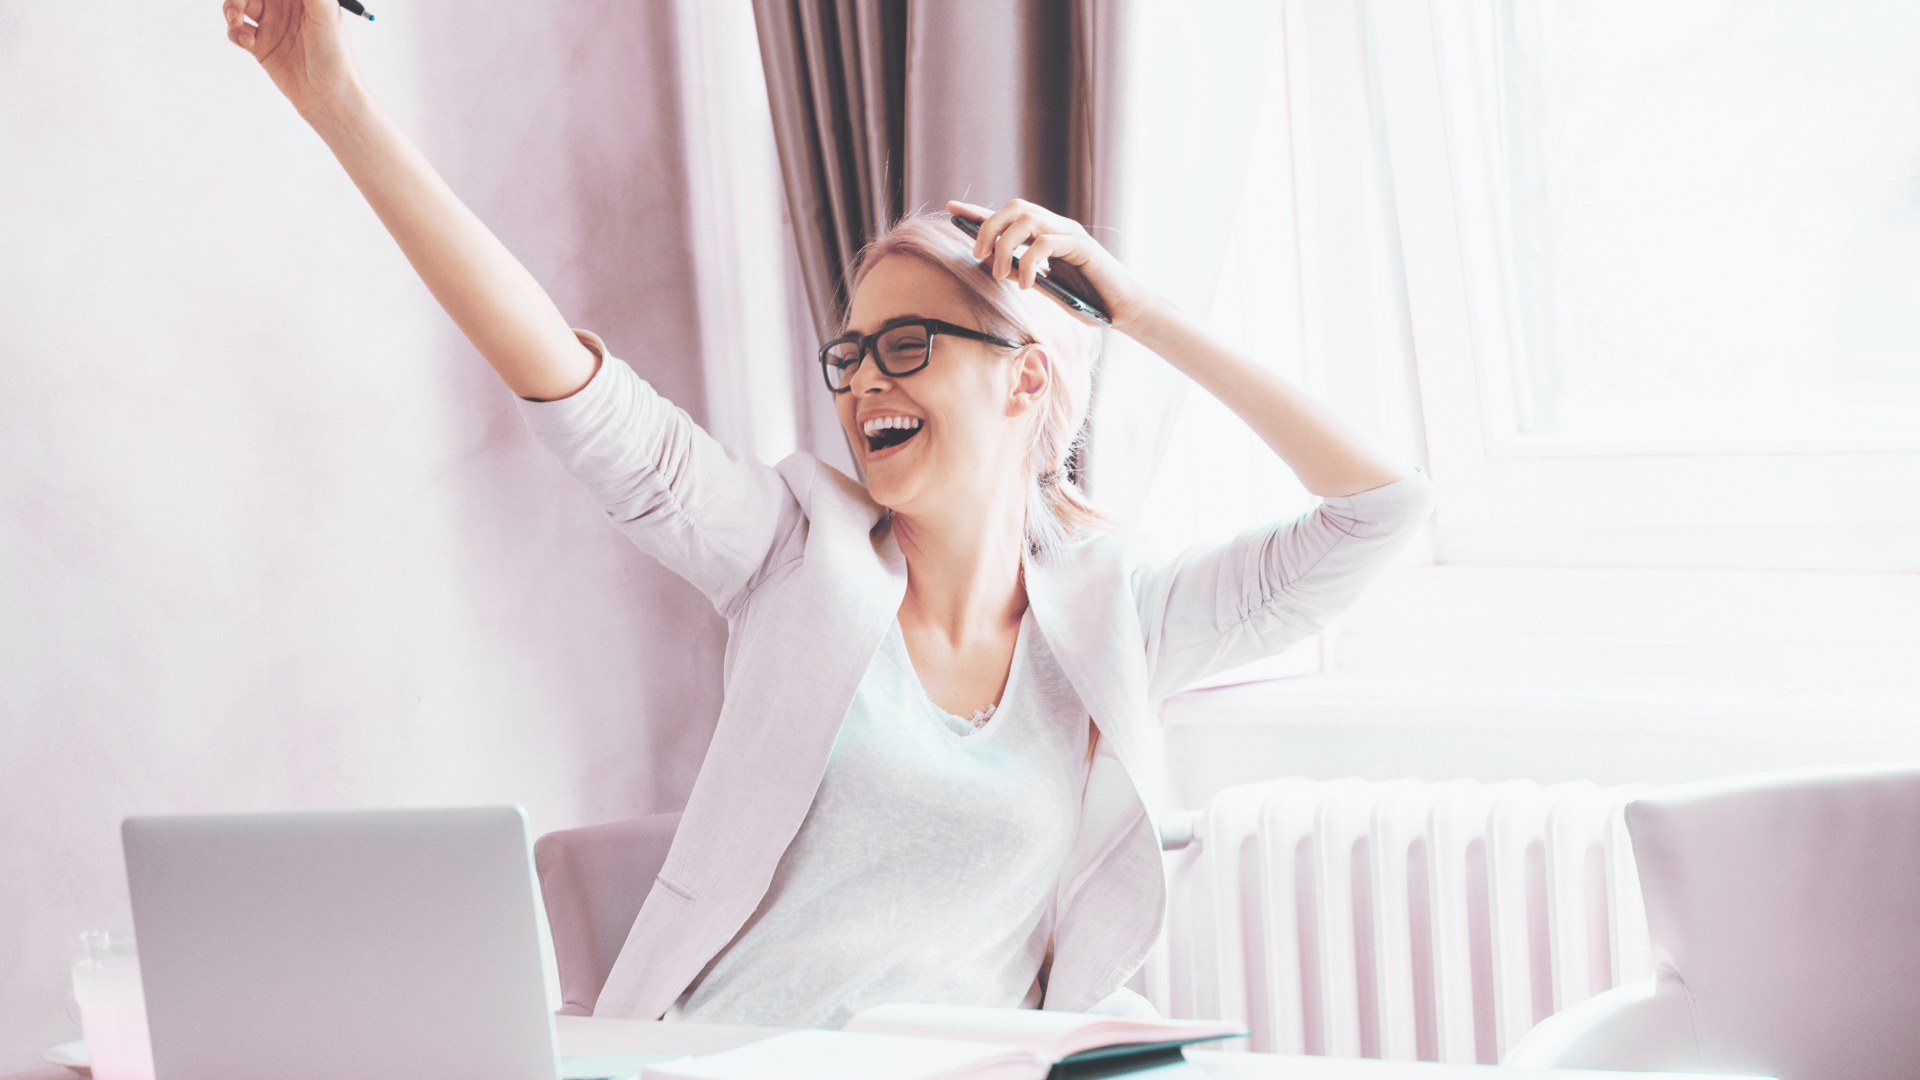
124, 806, 562, 1080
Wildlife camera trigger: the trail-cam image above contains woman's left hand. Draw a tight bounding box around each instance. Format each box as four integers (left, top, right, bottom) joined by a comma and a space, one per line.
948, 199, 1156, 331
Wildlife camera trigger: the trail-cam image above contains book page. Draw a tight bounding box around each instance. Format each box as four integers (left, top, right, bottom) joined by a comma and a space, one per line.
842, 1004, 1243, 1059
640, 1029, 1044, 1080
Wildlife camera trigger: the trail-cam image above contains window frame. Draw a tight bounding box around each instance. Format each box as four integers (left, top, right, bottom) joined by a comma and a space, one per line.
1368, 0, 1920, 573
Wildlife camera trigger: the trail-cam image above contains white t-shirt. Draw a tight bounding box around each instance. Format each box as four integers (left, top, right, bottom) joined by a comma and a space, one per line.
665, 609, 1091, 1028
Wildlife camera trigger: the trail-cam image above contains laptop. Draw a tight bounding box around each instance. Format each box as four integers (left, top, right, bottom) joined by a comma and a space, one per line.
123, 805, 641, 1080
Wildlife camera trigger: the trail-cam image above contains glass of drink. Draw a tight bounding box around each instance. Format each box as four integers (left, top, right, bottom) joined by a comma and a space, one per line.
71, 931, 155, 1080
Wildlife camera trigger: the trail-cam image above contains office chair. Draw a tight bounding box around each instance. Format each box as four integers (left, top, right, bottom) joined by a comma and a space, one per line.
534, 812, 681, 1016
1504, 762, 1920, 1079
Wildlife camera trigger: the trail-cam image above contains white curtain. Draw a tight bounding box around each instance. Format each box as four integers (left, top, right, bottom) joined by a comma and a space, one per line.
1090, 0, 1433, 685
673, 0, 810, 469
1091, 0, 1425, 557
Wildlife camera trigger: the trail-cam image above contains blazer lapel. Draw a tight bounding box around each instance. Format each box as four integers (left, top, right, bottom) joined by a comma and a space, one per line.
593, 459, 907, 1020
1023, 541, 1167, 813
1024, 538, 1172, 1010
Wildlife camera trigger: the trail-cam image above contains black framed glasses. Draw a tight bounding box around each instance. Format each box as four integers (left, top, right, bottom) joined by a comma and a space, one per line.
818, 318, 1026, 393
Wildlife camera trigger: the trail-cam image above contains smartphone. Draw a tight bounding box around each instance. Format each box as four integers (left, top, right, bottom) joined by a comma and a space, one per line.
950, 214, 1112, 327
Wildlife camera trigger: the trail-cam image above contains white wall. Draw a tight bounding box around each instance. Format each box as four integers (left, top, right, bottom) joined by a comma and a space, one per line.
0, 2, 730, 1070
1164, 563, 1920, 806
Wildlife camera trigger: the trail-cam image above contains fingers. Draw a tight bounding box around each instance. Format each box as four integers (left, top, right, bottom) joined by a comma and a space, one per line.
988, 201, 1051, 281
1017, 234, 1063, 291
973, 199, 1030, 265
991, 216, 1037, 282
962, 198, 1087, 284
967, 200, 1010, 260
946, 199, 992, 231
223, 0, 257, 50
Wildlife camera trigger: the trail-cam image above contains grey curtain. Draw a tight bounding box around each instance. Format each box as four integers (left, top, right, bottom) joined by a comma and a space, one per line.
751, 0, 1128, 345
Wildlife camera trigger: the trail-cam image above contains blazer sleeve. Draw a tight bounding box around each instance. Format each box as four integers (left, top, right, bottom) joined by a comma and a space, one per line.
1134, 470, 1435, 701
515, 330, 803, 617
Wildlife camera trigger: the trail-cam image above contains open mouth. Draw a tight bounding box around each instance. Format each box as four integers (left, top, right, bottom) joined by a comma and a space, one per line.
863, 415, 924, 455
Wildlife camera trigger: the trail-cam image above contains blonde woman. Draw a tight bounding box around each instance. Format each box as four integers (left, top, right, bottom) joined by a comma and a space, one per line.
225, 0, 1433, 1025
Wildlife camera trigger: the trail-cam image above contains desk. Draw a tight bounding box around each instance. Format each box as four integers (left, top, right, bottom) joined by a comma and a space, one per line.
557, 1015, 782, 1058
555, 1018, 1760, 1079
6, 1019, 1768, 1079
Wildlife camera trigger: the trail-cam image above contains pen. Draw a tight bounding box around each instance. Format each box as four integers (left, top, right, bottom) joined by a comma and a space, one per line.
337, 0, 374, 20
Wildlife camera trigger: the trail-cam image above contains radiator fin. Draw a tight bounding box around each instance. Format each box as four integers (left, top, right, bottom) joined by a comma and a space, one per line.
1147, 778, 1652, 1063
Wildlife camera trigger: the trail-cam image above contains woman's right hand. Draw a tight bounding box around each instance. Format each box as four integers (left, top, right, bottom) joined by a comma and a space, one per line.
223, 0, 360, 119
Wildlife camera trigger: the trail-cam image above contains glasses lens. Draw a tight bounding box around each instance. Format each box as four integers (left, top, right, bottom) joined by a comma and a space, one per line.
875, 325, 931, 374
822, 340, 863, 390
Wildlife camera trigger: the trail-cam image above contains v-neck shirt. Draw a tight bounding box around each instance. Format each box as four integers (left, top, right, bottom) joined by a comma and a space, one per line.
664, 608, 1092, 1028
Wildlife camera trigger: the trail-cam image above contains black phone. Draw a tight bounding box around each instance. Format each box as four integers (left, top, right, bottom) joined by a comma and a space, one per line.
950, 214, 1112, 327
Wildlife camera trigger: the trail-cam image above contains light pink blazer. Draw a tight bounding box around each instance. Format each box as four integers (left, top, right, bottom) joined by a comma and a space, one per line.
519, 332, 1435, 1022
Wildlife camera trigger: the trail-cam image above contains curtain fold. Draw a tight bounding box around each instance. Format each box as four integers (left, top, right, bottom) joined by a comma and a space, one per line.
1065, 1, 1127, 251
753, 0, 1128, 348
751, 0, 906, 349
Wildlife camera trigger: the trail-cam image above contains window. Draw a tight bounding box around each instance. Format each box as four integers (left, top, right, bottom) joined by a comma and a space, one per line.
1470, 2, 1920, 450
1376, 0, 1920, 571
1091, 1, 1917, 697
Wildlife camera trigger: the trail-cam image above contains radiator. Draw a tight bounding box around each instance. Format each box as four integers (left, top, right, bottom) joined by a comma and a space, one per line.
1140, 778, 1653, 1064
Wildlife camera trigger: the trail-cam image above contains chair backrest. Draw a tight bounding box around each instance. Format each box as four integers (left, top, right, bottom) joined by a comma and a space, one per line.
1628, 761, 1920, 1080
533, 812, 681, 1016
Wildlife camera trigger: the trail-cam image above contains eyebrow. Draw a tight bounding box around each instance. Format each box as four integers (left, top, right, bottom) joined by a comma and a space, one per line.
837, 314, 939, 339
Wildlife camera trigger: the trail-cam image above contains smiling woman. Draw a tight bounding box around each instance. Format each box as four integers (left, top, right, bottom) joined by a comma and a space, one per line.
219, 0, 1433, 1028
829, 214, 1106, 564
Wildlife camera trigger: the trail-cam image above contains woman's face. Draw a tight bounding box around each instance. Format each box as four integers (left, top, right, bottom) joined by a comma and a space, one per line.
837, 255, 1048, 517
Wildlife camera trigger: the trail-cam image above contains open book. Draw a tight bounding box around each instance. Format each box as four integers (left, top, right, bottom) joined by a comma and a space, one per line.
641, 1004, 1243, 1080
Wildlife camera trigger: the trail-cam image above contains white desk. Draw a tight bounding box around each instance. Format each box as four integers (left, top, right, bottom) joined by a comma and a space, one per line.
554, 1016, 1769, 1079
558, 1015, 784, 1058
3, 1020, 1766, 1080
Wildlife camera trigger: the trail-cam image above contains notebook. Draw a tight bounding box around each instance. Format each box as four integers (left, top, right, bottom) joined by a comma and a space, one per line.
641, 1004, 1243, 1080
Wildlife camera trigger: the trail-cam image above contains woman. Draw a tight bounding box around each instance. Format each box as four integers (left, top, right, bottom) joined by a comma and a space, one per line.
223, 0, 1433, 1026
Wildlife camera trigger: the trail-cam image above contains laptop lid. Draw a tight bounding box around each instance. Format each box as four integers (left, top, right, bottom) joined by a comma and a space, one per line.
123, 806, 559, 1080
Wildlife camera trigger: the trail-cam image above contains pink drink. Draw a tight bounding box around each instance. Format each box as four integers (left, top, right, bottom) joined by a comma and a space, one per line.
71, 932, 155, 1080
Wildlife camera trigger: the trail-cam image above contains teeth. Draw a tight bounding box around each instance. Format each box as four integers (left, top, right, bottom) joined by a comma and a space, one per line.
861, 416, 924, 437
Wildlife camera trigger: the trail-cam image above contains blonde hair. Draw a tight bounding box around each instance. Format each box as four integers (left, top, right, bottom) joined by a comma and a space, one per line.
846, 211, 1110, 560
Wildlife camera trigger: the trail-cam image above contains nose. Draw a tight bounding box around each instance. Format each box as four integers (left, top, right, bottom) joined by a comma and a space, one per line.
846, 349, 897, 395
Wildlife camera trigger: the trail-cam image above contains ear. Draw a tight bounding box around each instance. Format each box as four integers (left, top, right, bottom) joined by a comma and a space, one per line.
1005, 343, 1053, 418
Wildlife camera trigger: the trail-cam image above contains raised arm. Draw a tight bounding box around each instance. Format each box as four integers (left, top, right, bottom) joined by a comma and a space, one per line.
224, 0, 595, 401
951, 198, 1411, 496
954, 199, 1432, 697
1115, 307, 1411, 496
